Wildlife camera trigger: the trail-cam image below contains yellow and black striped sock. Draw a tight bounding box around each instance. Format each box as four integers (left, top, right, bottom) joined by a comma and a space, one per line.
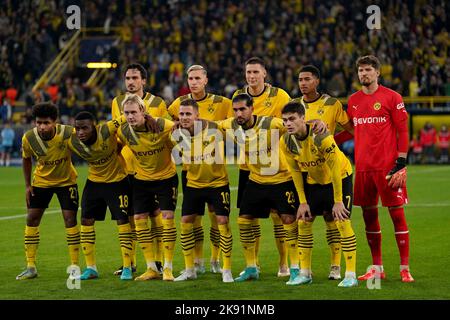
162, 218, 177, 267
218, 223, 232, 270
238, 217, 256, 267
193, 215, 204, 264
24, 226, 39, 268
271, 211, 288, 268
180, 222, 195, 269
283, 221, 299, 268
251, 219, 261, 267
336, 219, 357, 274
209, 210, 220, 262
325, 220, 342, 267
150, 213, 163, 263
80, 225, 96, 267
130, 222, 137, 267
118, 223, 132, 268
66, 225, 80, 266
298, 220, 313, 272
135, 218, 154, 266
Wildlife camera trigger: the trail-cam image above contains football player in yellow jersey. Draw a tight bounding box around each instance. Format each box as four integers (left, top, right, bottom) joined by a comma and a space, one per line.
17, 102, 80, 280
111, 63, 167, 276
218, 93, 300, 282
168, 65, 232, 275
280, 101, 357, 287
68, 111, 133, 281
171, 99, 234, 283
292, 65, 354, 281
116, 94, 178, 282
232, 57, 291, 277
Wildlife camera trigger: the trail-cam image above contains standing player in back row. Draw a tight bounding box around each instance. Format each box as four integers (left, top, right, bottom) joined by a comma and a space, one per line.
346, 55, 414, 282
291, 65, 354, 281
168, 65, 232, 275
111, 63, 169, 276
232, 57, 291, 277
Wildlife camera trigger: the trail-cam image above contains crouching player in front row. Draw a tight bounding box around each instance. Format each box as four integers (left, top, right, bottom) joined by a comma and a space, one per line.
280, 101, 358, 287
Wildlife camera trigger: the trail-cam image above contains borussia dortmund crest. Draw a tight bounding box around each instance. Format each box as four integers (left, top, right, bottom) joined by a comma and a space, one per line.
58, 141, 66, 150
317, 108, 324, 115
373, 102, 381, 110
207, 104, 214, 113
265, 100, 272, 108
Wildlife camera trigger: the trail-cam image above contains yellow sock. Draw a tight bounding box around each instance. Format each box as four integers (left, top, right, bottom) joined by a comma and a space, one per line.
325, 220, 342, 267
118, 223, 132, 268
135, 218, 154, 266
150, 213, 163, 263
298, 220, 313, 271
335, 219, 357, 274
218, 223, 232, 270
193, 215, 204, 263
271, 211, 288, 268
162, 218, 176, 266
251, 219, 261, 267
283, 221, 299, 268
180, 222, 195, 269
238, 217, 256, 267
208, 210, 220, 262
130, 222, 137, 267
66, 225, 80, 266
24, 226, 39, 268
80, 225, 95, 267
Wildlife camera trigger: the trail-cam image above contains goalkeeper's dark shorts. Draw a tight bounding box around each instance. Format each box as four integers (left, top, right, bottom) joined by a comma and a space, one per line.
354, 171, 408, 207
305, 174, 353, 216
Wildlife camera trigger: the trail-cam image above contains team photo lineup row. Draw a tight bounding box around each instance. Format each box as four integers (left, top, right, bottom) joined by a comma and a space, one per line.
16, 55, 414, 287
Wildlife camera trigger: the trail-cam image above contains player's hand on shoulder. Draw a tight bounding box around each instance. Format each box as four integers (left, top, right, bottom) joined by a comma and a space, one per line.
297, 203, 312, 220
307, 119, 327, 134
332, 202, 349, 221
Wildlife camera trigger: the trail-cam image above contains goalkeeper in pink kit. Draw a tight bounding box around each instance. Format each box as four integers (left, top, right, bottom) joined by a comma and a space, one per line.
339, 55, 414, 283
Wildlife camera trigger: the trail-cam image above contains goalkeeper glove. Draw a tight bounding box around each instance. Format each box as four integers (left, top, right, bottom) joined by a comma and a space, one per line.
386, 157, 407, 188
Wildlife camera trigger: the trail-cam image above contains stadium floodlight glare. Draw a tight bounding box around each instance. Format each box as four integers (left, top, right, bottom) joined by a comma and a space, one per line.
86, 62, 117, 69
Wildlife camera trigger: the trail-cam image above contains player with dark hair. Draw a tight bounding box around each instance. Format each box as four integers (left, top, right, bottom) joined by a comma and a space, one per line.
292, 64, 354, 280
233, 57, 291, 278
172, 99, 234, 283
219, 93, 300, 282
68, 111, 133, 280
168, 64, 232, 275
280, 101, 357, 287
346, 55, 414, 282
17, 102, 80, 280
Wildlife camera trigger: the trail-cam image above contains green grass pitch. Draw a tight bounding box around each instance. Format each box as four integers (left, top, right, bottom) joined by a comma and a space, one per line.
0, 165, 449, 300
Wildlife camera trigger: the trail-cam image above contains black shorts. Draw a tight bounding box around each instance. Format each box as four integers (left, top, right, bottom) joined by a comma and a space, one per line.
239, 180, 299, 218
127, 174, 135, 217
181, 170, 187, 193
29, 184, 79, 211
132, 174, 178, 214
237, 169, 250, 209
182, 185, 230, 217
81, 178, 130, 221
305, 174, 353, 216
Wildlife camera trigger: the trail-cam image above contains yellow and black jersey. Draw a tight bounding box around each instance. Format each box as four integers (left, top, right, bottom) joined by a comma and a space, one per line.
218, 116, 291, 185
171, 120, 228, 189
168, 93, 232, 121
22, 124, 77, 188
232, 84, 291, 118
111, 92, 169, 119
280, 126, 352, 203
291, 94, 350, 134
117, 118, 176, 181
69, 119, 127, 183
111, 92, 170, 174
